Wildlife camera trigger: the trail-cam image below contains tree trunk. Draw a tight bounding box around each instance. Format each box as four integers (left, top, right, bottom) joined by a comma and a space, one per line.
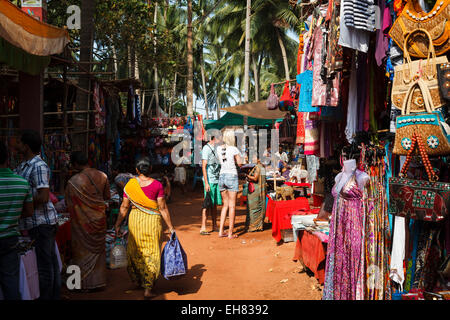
252, 53, 260, 102
112, 45, 118, 80
243, 0, 251, 103
200, 64, 209, 120
216, 96, 220, 120
74, 0, 95, 152
276, 28, 290, 81
169, 72, 177, 117
186, 0, 194, 116
153, 3, 159, 114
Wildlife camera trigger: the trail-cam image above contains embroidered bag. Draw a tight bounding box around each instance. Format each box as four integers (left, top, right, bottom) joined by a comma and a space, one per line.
391, 29, 448, 112
393, 77, 450, 156
266, 83, 280, 110
161, 232, 188, 279
389, 131, 450, 222
389, 0, 450, 58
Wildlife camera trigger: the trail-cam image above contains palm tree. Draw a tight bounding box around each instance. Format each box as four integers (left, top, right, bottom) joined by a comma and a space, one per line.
186, 0, 194, 116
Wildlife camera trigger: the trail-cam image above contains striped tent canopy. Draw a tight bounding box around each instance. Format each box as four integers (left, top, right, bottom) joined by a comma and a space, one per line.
0, 0, 69, 56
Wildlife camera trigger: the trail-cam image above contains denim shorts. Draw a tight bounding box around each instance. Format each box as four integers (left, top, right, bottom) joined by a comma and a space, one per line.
219, 174, 239, 192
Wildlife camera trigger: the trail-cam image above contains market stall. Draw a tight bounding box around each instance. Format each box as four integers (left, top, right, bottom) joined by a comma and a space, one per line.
256, 0, 450, 301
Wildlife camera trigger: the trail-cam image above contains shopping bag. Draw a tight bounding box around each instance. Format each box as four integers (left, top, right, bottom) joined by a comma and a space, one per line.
161, 232, 188, 280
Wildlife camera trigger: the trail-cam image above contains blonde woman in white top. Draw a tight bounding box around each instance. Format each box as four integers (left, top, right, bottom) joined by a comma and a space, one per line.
217, 130, 242, 239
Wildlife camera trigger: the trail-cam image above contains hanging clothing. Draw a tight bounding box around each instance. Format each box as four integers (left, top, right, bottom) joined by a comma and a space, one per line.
342, 0, 376, 32
304, 112, 320, 156
375, 0, 391, 66
306, 155, 320, 183
364, 171, 391, 300
325, 0, 344, 77
310, 25, 340, 107
296, 70, 319, 112
134, 94, 142, 126
345, 53, 358, 143
338, 0, 370, 53
323, 171, 366, 300
296, 112, 305, 145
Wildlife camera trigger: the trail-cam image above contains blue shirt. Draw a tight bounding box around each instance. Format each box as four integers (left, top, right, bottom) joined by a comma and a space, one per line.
15, 155, 58, 230
297, 70, 319, 112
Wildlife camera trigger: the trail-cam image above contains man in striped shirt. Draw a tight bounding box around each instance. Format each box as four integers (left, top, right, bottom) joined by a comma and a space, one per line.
0, 141, 33, 299
15, 130, 61, 300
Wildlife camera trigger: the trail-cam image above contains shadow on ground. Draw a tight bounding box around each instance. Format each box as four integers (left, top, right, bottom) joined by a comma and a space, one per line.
154, 264, 206, 298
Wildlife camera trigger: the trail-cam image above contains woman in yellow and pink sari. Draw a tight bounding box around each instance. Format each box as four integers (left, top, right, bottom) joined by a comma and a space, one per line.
114, 157, 175, 299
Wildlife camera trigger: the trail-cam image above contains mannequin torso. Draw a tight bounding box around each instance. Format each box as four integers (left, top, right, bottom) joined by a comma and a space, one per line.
334, 159, 369, 194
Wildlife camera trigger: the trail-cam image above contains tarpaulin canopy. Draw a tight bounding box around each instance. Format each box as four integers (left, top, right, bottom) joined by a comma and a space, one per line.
0, 0, 69, 56
203, 112, 279, 130
220, 100, 288, 120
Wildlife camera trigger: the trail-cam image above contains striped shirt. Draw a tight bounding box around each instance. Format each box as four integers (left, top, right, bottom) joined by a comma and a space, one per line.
15, 155, 58, 230
0, 168, 33, 239
343, 0, 376, 32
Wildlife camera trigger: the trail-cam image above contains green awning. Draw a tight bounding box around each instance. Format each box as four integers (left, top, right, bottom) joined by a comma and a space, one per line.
204, 112, 280, 130
0, 37, 51, 75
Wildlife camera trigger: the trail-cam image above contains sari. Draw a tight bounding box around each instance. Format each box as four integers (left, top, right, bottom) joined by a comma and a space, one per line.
246, 164, 267, 232
65, 168, 110, 290
123, 178, 162, 289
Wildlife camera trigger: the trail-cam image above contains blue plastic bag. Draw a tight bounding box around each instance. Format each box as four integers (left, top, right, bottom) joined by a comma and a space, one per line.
161, 232, 188, 279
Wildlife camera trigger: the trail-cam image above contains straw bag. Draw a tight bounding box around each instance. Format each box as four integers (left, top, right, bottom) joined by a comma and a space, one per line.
389, 131, 450, 222
393, 77, 450, 156
391, 29, 448, 112
389, 0, 450, 58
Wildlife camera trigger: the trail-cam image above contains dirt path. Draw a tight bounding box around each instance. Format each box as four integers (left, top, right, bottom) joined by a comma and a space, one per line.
63, 190, 322, 300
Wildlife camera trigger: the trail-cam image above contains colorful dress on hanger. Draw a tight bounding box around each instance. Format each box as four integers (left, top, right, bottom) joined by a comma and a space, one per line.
323, 171, 365, 300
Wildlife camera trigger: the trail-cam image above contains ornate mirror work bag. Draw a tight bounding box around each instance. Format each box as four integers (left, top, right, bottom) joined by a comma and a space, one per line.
389, 0, 450, 58
389, 131, 450, 222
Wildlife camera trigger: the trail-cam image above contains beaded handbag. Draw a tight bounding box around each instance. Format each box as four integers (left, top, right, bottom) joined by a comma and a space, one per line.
389, 131, 450, 222
391, 29, 448, 112
389, 0, 450, 58
393, 77, 450, 156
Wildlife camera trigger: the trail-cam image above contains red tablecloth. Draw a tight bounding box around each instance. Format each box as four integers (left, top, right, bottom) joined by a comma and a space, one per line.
284, 182, 311, 188
266, 196, 310, 242
293, 230, 327, 284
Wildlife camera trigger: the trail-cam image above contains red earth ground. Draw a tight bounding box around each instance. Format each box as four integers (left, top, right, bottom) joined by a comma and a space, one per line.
62, 189, 323, 300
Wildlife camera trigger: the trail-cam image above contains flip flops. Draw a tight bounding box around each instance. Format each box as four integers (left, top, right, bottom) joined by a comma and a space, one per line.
200, 230, 211, 235
228, 234, 238, 239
